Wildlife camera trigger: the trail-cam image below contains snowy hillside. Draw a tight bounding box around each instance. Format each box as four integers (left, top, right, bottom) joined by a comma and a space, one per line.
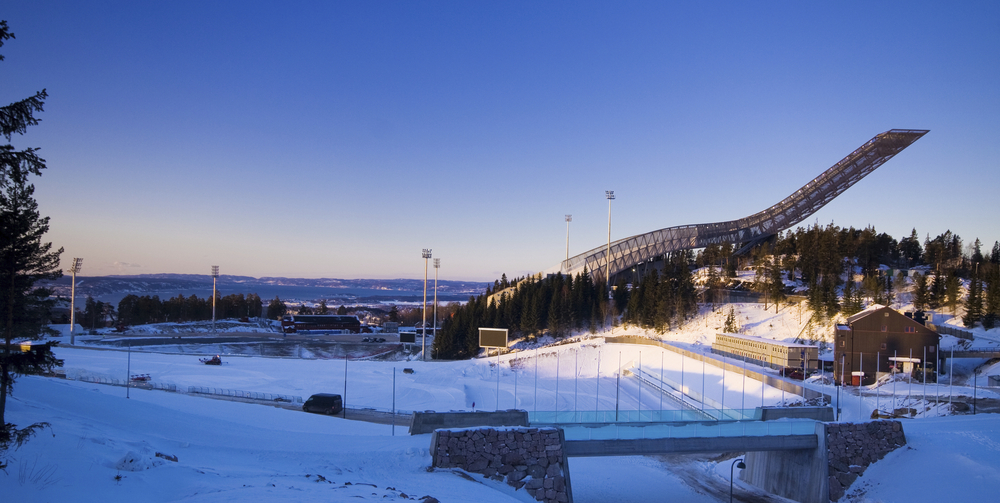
4, 301, 1000, 502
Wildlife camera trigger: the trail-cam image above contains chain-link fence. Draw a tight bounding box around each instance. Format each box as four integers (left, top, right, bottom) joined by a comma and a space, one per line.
73, 375, 299, 401
187, 386, 302, 403
76, 375, 177, 392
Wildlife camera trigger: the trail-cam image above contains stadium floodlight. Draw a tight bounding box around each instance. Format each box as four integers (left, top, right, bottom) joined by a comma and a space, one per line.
605, 190, 614, 288
433, 258, 440, 351
605, 191, 615, 331
565, 215, 572, 261
69, 258, 83, 345
211, 266, 219, 333
421, 249, 431, 360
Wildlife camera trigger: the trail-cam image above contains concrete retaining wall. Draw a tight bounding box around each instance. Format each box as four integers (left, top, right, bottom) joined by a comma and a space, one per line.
409, 410, 529, 435
431, 427, 572, 503
742, 420, 906, 503
742, 421, 830, 503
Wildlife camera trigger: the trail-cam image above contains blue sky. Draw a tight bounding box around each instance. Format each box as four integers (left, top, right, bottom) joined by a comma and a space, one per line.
4, 1, 998, 281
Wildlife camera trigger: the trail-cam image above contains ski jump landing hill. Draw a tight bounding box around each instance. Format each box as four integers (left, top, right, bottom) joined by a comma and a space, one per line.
559, 129, 929, 282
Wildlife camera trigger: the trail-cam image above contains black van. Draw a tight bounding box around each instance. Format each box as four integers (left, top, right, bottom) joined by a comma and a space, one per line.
303, 393, 343, 415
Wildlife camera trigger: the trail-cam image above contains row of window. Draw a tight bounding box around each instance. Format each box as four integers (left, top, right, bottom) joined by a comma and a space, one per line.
839, 340, 936, 352
843, 325, 919, 335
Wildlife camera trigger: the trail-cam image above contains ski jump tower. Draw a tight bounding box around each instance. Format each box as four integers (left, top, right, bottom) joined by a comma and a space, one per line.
559, 129, 929, 282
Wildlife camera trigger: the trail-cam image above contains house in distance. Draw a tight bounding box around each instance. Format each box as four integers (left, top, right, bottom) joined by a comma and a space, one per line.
834, 305, 941, 386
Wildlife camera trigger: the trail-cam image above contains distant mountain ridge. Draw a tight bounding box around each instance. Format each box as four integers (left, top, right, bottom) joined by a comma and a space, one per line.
44, 274, 490, 299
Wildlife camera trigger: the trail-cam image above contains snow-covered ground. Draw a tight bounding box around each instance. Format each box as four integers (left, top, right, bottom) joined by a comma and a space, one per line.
5, 302, 1000, 502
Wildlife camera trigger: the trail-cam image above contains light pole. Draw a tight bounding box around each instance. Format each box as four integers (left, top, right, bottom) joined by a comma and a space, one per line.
605, 191, 614, 287
421, 249, 431, 360
565, 214, 572, 262
605, 191, 615, 329
433, 258, 440, 350
211, 266, 219, 333
68, 258, 82, 345
730, 458, 746, 503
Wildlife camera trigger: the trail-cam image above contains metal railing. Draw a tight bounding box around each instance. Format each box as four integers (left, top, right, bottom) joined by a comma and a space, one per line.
605, 335, 829, 402
529, 408, 758, 425
561, 419, 817, 441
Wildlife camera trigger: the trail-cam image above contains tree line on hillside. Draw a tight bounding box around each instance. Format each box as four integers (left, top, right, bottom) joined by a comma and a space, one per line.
433, 251, 703, 359
116, 293, 265, 326
434, 224, 1000, 360
700, 224, 999, 324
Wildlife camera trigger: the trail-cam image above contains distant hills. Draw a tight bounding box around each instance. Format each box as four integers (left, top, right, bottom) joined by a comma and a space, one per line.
43, 274, 490, 302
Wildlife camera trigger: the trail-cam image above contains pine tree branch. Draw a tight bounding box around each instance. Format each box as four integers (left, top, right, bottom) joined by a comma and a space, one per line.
1, 91, 47, 140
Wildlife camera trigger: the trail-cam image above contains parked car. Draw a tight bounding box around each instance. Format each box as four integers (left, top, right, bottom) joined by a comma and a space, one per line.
779, 367, 804, 380
303, 393, 343, 415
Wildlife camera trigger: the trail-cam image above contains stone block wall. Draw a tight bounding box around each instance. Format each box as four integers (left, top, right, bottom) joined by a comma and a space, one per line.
826, 420, 906, 501
430, 427, 572, 503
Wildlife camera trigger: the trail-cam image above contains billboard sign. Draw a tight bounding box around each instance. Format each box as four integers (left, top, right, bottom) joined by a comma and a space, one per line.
399, 331, 417, 343
478, 328, 509, 348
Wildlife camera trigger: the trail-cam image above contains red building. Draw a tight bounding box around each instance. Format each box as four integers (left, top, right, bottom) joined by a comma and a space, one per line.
834, 305, 940, 386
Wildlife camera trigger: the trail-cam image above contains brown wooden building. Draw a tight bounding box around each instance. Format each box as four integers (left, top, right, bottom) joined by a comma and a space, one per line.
834, 305, 940, 386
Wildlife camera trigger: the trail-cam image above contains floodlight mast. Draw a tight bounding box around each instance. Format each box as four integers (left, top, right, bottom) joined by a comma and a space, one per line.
211, 266, 219, 333
565, 215, 572, 261
433, 258, 440, 355
68, 258, 83, 345
605, 191, 614, 294
421, 249, 431, 360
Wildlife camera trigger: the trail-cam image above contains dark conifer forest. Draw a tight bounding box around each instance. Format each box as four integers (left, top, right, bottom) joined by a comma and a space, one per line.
433, 224, 1000, 360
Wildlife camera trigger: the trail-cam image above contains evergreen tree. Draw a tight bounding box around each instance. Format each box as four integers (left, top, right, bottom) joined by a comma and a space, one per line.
266, 296, 287, 320
928, 270, 943, 309
984, 267, 1000, 329
944, 271, 961, 314
723, 307, 739, 333
963, 272, 983, 328
768, 257, 786, 312
899, 228, 922, 268
842, 279, 862, 316
0, 19, 64, 447
337, 305, 347, 315
912, 273, 929, 312
83, 296, 98, 329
